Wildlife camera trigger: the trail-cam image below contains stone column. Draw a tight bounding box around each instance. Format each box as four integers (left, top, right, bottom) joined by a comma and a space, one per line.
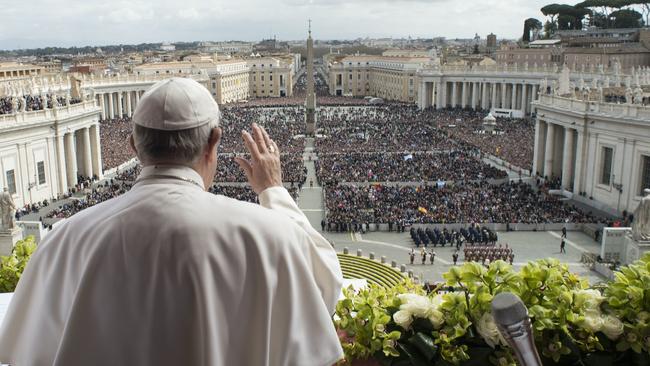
98, 93, 106, 120
533, 120, 543, 175
108, 93, 115, 119
511, 83, 517, 110
521, 84, 528, 116
117, 92, 123, 118
544, 122, 555, 178
436, 82, 444, 109
451, 82, 458, 108
491, 83, 497, 109
135, 90, 141, 109
532, 85, 538, 103
418, 82, 425, 109
573, 131, 585, 194
126, 91, 132, 117
56, 135, 68, 193
90, 124, 103, 179
472, 82, 479, 110
562, 127, 575, 190
500, 83, 506, 108
481, 83, 488, 110
460, 82, 468, 108
65, 132, 78, 187
82, 127, 93, 178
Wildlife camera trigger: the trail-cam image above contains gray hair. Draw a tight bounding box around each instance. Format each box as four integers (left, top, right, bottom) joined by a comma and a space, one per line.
133, 119, 219, 165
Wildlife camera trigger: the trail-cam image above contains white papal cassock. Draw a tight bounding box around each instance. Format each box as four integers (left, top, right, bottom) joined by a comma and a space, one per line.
0, 165, 344, 366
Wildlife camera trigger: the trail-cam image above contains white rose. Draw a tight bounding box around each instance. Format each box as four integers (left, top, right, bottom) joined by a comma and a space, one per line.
398, 294, 432, 318
393, 310, 413, 329
397, 293, 445, 329
575, 289, 604, 311
476, 313, 505, 348
601, 315, 624, 340
580, 310, 604, 333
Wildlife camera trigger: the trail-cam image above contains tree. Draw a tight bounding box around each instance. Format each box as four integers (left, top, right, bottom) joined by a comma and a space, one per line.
541, 4, 590, 32
523, 18, 544, 42
610, 8, 645, 27
624, 0, 650, 25
544, 20, 559, 39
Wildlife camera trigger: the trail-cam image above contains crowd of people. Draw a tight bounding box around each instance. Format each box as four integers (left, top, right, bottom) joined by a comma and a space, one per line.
220, 106, 306, 154
315, 151, 506, 184
0, 94, 82, 115
214, 153, 306, 184
436, 109, 534, 171
315, 105, 459, 153
100, 117, 134, 170
98, 108, 308, 185
45, 164, 301, 221
324, 181, 605, 226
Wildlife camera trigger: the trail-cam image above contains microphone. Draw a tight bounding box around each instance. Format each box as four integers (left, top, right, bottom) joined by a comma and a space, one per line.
491, 292, 543, 366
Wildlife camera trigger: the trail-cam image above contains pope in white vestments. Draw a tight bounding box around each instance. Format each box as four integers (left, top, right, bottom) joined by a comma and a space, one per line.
0, 78, 344, 366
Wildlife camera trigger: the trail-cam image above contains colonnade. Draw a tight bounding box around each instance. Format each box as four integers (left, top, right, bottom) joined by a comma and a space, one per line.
56, 124, 103, 192
419, 80, 540, 115
533, 120, 583, 193
96, 90, 144, 120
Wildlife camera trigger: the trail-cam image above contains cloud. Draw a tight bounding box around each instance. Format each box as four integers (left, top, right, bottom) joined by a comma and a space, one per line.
0, 0, 571, 49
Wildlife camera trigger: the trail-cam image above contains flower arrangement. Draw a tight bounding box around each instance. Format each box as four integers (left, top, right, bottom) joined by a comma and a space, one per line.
0, 236, 36, 293
335, 254, 650, 365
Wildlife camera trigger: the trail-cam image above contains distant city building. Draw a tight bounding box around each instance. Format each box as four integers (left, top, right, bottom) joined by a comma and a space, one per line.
160, 42, 176, 52
486, 33, 497, 53
328, 55, 431, 102
36, 60, 63, 75
247, 56, 294, 98
199, 41, 254, 55
382, 49, 430, 58
497, 28, 650, 71
0, 62, 43, 79
133, 58, 249, 104
71, 58, 108, 74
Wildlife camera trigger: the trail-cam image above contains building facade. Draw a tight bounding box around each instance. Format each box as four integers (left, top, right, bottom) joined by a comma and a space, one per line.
328, 56, 429, 102
0, 63, 44, 79
247, 57, 294, 98
0, 100, 102, 207
533, 93, 650, 215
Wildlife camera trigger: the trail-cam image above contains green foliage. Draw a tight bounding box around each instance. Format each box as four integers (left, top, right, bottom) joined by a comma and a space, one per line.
337, 256, 650, 365
0, 236, 37, 293
610, 9, 645, 27
523, 18, 544, 42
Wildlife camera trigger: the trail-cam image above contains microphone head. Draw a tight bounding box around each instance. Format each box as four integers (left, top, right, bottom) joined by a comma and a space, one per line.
491, 292, 528, 326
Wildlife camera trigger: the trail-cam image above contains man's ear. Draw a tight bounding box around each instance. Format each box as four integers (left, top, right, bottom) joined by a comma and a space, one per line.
206, 127, 222, 159
129, 135, 138, 155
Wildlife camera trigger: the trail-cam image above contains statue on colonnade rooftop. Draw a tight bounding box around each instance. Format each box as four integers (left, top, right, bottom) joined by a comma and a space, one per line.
632, 189, 650, 242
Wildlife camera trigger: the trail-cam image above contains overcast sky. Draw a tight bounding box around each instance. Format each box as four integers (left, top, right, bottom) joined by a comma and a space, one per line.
0, 0, 581, 50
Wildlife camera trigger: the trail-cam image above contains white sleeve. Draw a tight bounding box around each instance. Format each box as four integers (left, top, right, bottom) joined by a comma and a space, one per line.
258, 186, 342, 313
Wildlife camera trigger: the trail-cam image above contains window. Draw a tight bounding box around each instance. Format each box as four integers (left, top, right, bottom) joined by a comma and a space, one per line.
601, 147, 614, 185
270, 75, 273, 81
5, 170, 15, 194
641, 155, 650, 196
37, 161, 46, 184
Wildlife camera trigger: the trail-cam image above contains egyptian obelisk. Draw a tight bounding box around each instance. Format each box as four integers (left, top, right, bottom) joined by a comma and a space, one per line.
305, 20, 317, 136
